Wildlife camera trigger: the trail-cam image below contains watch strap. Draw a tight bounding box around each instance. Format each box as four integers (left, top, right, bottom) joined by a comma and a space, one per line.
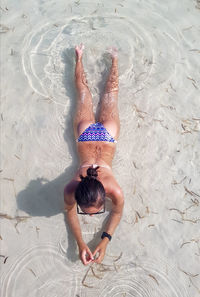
101, 231, 112, 241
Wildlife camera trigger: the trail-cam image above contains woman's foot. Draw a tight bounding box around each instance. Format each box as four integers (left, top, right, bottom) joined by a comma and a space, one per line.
108, 46, 118, 61
75, 43, 84, 61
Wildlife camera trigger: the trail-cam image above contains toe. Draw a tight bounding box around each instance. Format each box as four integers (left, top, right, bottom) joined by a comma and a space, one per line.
107, 46, 118, 58
80, 43, 85, 50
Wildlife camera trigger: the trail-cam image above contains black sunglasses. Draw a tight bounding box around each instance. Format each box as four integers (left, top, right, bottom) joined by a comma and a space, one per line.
77, 203, 105, 215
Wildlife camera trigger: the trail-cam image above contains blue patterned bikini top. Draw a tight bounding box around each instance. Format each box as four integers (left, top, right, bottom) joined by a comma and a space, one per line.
77, 122, 117, 143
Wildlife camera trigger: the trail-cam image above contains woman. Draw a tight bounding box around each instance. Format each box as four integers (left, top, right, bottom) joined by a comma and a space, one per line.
64, 44, 124, 265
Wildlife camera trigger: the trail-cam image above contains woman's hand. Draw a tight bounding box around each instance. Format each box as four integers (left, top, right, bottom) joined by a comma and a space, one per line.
92, 238, 109, 264
78, 242, 94, 265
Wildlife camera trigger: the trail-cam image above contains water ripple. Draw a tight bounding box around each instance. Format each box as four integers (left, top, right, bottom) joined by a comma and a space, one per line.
1, 245, 78, 297
94, 256, 190, 297
22, 13, 182, 105
1, 242, 190, 296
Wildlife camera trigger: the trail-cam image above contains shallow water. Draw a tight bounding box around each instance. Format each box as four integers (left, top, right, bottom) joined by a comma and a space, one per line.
1, 0, 200, 296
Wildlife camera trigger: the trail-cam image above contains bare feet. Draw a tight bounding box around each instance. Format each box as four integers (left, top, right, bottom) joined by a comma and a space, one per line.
75, 43, 84, 61
108, 46, 118, 61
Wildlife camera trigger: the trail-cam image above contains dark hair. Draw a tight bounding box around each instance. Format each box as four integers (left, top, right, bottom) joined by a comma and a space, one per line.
75, 166, 106, 208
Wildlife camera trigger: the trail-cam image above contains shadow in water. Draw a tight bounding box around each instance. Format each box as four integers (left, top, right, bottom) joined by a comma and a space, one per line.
16, 47, 111, 263
17, 47, 78, 218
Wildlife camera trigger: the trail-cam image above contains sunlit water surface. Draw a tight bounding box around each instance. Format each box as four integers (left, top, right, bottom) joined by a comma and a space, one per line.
1, 0, 200, 296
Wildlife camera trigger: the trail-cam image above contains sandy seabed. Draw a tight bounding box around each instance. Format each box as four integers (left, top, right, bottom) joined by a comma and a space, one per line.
0, 0, 200, 296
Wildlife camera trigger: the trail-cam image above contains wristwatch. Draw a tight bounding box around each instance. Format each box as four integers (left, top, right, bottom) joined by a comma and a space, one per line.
101, 231, 112, 241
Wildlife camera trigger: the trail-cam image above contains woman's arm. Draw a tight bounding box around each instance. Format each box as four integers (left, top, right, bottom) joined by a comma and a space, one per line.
104, 187, 124, 235
64, 200, 85, 247
64, 185, 94, 265
93, 186, 124, 263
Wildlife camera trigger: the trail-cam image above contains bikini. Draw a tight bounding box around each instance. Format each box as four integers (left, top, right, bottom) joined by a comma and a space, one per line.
76, 122, 117, 144
77, 122, 116, 170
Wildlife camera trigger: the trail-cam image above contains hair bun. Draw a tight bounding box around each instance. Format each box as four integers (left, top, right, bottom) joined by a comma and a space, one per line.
87, 166, 99, 179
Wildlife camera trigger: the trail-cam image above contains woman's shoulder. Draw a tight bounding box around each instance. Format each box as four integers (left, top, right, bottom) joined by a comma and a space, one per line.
64, 179, 79, 194
64, 178, 79, 206
102, 172, 123, 197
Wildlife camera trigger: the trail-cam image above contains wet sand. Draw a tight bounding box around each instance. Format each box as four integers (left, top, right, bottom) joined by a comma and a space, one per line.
1, 0, 200, 296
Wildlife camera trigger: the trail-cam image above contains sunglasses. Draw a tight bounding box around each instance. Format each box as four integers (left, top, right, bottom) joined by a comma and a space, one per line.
77, 203, 105, 215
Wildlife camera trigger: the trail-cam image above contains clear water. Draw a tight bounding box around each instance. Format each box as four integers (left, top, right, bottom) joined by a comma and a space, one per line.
1, 0, 200, 296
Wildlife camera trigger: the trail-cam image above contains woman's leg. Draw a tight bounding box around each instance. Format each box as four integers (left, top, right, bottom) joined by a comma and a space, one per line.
98, 48, 120, 140
74, 44, 95, 139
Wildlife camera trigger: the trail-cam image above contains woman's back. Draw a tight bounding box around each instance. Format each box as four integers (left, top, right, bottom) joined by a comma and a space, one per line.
77, 141, 116, 167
